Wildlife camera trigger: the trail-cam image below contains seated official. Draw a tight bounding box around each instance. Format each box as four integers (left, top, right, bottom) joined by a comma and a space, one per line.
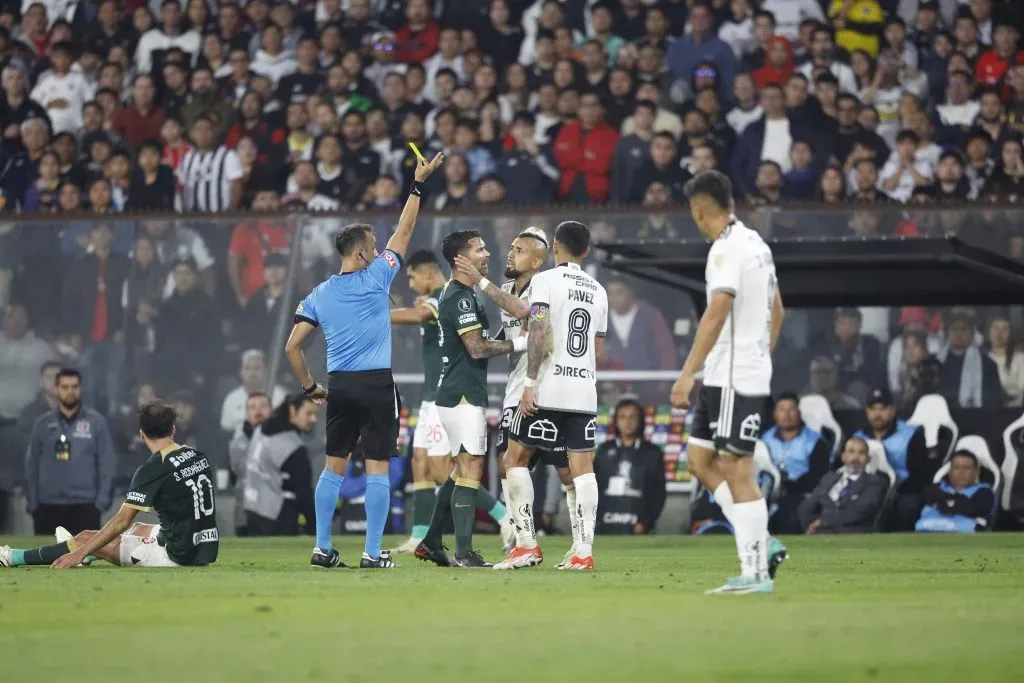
761, 392, 831, 534
595, 399, 667, 535
243, 395, 318, 536
854, 386, 938, 530
916, 451, 997, 533
798, 437, 888, 534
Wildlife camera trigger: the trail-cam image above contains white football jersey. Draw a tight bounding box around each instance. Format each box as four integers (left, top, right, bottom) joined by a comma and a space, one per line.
531, 263, 608, 413
500, 279, 531, 409
703, 220, 776, 395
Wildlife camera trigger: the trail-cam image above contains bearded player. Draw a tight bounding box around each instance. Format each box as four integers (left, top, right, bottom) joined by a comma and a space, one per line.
496, 221, 608, 571
670, 170, 788, 594
389, 250, 515, 553
453, 227, 581, 567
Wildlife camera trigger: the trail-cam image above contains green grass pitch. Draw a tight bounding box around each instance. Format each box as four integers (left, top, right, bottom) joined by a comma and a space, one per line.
2, 534, 1023, 682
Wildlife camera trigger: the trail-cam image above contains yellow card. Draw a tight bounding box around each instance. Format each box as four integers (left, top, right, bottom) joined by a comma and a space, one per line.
408, 142, 426, 161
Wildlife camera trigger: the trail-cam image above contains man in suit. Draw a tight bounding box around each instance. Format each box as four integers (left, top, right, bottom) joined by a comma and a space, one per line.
798, 436, 888, 534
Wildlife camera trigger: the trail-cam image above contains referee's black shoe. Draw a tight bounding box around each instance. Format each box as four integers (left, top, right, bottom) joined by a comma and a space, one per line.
310, 547, 348, 569
414, 541, 453, 567
453, 550, 493, 568
360, 550, 398, 568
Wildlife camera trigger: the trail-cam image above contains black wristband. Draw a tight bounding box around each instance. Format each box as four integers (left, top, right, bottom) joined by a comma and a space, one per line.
303, 382, 317, 395
410, 180, 425, 197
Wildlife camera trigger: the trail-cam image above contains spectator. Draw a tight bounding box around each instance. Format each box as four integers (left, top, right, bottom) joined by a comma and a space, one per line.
154, 259, 221, 394
605, 277, 676, 373
823, 308, 886, 401
594, 398, 666, 535
24, 368, 116, 534
797, 436, 888, 534
451, 117, 496, 184
817, 165, 848, 202
986, 137, 1024, 201
135, 0, 199, 75
251, 23, 298, 88
611, 101, 656, 203
220, 348, 288, 435
880, 130, 934, 202
719, 0, 756, 59
475, 173, 507, 204
286, 160, 339, 212
552, 90, 619, 203
783, 139, 819, 199
726, 72, 764, 136
854, 386, 937, 530
916, 450, 997, 532
887, 306, 943, 394
938, 308, 1004, 408
973, 89, 1015, 153
926, 150, 971, 202
798, 25, 858, 93
832, 93, 889, 170
754, 36, 796, 90
628, 132, 684, 203
733, 84, 793, 201
228, 390, 271, 534
110, 74, 165, 151
0, 303, 55, 422
126, 139, 176, 212
60, 221, 130, 415
805, 355, 862, 410
495, 112, 558, 205
21, 149, 61, 211
239, 252, 288, 343
666, 2, 735, 97
277, 36, 325, 105
178, 115, 245, 212
1, 65, 50, 144
29, 41, 91, 135
986, 316, 1024, 407
394, 0, 440, 64
180, 67, 236, 142
851, 158, 892, 203
936, 70, 980, 131
750, 159, 785, 205
895, 331, 943, 409
761, 392, 832, 533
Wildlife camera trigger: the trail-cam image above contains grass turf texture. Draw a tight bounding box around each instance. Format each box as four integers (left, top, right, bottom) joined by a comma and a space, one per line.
1, 534, 1023, 682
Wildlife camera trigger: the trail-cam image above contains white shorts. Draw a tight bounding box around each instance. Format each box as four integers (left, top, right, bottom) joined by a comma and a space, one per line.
437, 404, 488, 457
412, 401, 451, 456
118, 526, 180, 567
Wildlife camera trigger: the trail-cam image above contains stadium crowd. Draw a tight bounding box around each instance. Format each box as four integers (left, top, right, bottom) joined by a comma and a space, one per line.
1, 0, 1024, 536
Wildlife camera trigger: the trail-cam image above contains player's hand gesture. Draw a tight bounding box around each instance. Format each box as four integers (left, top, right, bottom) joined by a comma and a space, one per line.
414, 152, 445, 182
454, 254, 483, 286
520, 386, 539, 416
670, 374, 695, 410
52, 550, 86, 569
307, 383, 328, 406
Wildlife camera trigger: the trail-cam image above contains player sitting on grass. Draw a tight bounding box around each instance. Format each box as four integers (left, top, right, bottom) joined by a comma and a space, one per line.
1, 401, 219, 569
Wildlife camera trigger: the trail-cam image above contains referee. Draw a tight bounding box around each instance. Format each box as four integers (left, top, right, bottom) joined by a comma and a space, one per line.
285, 150, 444, 569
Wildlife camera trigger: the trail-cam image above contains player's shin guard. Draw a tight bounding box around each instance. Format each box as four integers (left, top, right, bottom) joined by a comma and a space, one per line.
423, 476, 456, 548
714, 481, 736, 525
314, 470, 345, 551
364, 473, 390, 560
732, 498, 770, 581
573, 472, 598, 558
506, 467, 537, 548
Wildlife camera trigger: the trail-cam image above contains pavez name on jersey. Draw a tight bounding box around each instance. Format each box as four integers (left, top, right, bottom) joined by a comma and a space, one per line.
531, 263, 608, 413
420, 287, 444, 402
703, 220, 776, 395
436, 280, 491, 408
500, 279, 531, 409
124, 443, 219, 566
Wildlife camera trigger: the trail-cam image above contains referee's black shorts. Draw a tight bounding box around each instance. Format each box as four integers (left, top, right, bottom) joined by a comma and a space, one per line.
326, 369, 401, 461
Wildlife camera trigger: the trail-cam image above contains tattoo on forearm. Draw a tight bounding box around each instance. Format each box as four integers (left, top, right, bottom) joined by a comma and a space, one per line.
526, 304, 550, 379
462, 329, 514, 359
483, 282, 530, 319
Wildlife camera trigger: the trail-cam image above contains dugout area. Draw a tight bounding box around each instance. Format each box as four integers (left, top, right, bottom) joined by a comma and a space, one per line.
596, 235, 1024, 311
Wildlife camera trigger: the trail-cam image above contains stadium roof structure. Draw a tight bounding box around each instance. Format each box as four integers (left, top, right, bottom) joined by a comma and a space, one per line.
597, 236, 1024, 311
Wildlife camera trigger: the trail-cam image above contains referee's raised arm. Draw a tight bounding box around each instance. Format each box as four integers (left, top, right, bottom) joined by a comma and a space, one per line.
282, 151, 444, 570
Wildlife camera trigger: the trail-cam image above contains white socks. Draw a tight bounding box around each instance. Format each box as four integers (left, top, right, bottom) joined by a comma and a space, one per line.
501, 478, 509, 504
573, 472, 598, 558
506, 467, 537, 549
713, 481, 735, 525
565, 483, 580, 547
731, 498, 769, 581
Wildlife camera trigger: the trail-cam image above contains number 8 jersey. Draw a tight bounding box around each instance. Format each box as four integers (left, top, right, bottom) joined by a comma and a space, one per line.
530, 263, 608, 414
124, 443, 219, 566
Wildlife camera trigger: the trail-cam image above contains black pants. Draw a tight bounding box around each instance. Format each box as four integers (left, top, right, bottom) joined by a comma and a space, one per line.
246, 504, 304, 536
33, 503, 101, 535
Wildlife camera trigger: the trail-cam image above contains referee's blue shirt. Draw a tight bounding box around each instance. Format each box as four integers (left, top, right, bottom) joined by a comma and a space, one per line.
294, 249, 403, 372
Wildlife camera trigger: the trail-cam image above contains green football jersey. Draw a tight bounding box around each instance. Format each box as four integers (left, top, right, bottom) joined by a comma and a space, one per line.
420, 287, 444, 402
436, 280, 490, 408
125, 444, 219, 566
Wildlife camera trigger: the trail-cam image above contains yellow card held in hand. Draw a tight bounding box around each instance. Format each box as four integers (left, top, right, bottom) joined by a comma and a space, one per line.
408, 142, 426, 161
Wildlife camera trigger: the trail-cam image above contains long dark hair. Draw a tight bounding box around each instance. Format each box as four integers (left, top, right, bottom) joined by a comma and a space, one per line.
987, 317, 1017, 371
271, 393, 315, 426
